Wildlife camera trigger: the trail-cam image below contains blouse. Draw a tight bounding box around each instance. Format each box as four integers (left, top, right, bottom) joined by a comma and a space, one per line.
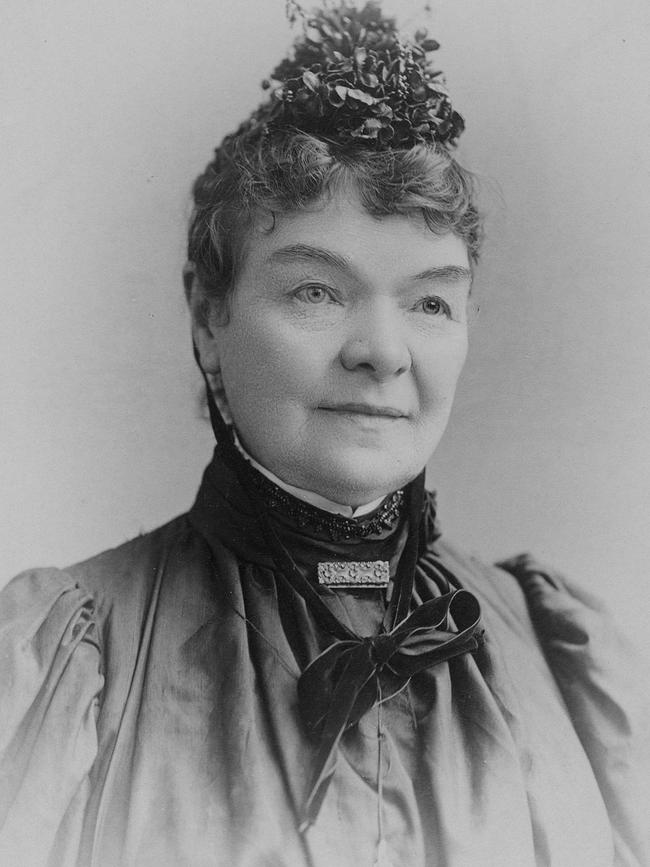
1, 446, 648, 867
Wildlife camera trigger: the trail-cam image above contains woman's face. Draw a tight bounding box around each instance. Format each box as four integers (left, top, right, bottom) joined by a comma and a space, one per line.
195, 190, 471, 506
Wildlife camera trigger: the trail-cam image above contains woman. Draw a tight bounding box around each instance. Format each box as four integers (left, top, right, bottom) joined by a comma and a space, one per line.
1, 3, 647, 866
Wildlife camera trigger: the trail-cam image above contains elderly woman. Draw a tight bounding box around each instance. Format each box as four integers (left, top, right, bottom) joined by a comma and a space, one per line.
0, 3, 647, 867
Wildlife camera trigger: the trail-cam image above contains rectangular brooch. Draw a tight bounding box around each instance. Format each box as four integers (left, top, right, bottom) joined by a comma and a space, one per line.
317, 560, 390, 589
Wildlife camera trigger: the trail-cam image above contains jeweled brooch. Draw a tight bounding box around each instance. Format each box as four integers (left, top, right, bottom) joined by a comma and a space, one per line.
317, 560, 390, 588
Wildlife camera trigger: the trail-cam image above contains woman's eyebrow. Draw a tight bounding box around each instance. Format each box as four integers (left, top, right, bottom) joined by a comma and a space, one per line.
410, 265, 472, 283
269, 245, 471, 285
269, 243, 350, 271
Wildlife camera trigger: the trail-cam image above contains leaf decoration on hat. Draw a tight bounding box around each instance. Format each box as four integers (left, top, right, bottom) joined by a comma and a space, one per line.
243, 1, 465, 150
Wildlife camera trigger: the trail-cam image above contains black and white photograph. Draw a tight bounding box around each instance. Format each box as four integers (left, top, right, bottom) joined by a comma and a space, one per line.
2, 1, 649, 865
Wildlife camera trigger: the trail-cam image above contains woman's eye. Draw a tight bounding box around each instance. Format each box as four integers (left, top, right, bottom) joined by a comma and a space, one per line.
418, 296, 451, 317
294, 284, 334, 304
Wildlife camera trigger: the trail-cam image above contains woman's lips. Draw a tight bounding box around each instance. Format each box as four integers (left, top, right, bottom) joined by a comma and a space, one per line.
319, 403, 409, 419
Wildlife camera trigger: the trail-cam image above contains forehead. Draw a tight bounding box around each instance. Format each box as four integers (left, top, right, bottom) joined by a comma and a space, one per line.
240, 190, 471, 286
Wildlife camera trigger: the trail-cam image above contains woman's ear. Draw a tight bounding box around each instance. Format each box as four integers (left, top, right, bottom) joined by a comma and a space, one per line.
184, 262, 220, 375
184, 263, 233, 424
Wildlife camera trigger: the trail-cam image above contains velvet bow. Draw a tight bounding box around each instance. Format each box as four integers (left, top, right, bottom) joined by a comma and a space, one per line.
297, 588, 482, 829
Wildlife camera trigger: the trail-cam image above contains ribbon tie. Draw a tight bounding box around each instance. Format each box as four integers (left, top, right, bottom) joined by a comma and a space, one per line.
297, 587, 482, 829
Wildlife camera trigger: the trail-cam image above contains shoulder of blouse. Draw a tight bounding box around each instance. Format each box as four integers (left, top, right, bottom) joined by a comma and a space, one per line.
0, 566, 102, 862
57, 514, 194, 626
491, 549, 650, 865
433, 540, 649, 863
0, 513, 205, 862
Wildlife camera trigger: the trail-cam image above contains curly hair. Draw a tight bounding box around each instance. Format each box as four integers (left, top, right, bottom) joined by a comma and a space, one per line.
187, 128, 482, 310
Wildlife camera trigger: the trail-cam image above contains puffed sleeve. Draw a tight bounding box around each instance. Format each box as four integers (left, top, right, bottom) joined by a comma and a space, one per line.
0, 568, 104, 867
498, 554, 650, 867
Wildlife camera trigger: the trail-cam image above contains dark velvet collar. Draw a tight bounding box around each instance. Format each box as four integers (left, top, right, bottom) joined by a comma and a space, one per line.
188, 444, 439, 586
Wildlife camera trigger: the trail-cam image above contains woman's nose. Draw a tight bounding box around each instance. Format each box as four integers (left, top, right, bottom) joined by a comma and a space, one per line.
339, 306, 412, 380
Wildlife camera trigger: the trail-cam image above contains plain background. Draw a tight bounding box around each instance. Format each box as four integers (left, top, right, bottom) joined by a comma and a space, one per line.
2, 0, 649, 655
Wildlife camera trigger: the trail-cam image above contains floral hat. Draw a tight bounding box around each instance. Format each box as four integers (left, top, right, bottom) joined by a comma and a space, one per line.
224, 0, 464, 151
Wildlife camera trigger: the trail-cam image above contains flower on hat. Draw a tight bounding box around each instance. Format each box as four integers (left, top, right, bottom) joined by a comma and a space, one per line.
238, 1, 465, 150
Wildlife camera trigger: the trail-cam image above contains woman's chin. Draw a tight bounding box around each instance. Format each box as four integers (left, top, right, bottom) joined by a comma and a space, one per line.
298, 452, 422, 508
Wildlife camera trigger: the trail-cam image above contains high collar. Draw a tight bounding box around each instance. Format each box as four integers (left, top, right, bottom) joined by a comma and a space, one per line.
188, 444, 427, 584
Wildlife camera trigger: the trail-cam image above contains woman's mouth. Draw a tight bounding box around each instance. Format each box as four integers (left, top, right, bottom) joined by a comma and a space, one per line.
319, 403, 409, 419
